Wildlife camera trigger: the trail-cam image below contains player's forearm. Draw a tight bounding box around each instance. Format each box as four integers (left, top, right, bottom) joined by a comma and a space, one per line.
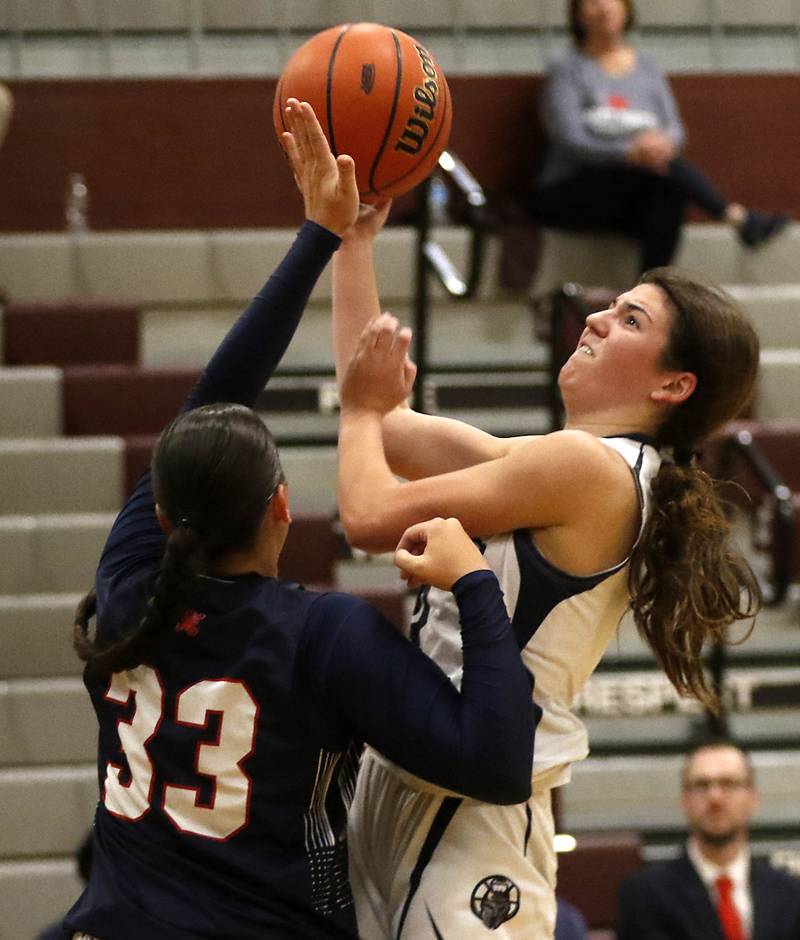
332, 235, 382, 384
363, 572, 535, 803
319, 573, 535, 804
383, 409, 522, 479
450, 571, 537, 803
337, 409, 404, 552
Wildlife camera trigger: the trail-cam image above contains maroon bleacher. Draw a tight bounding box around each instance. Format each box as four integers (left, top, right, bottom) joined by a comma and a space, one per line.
3, 300, 139, 366
557, 831, 643, 936
61, 364, 198, 436
0, 74, 796, 232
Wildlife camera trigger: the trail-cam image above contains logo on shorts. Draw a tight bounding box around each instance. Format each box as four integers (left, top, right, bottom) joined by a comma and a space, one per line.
470, 874, 520, 929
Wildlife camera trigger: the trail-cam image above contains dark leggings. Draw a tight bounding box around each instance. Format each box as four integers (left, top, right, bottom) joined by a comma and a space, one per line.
531, 157, 729, 273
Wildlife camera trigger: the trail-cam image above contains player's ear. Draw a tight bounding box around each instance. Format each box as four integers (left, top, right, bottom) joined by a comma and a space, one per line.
270, 483, 291, 525
651, 370, 697, 405
155, 504, 173, 535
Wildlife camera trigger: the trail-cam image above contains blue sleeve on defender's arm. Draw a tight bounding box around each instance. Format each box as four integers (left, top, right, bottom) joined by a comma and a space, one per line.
185, 220, 341, 410
96, 222, 341, 599
301, 571, 539, 805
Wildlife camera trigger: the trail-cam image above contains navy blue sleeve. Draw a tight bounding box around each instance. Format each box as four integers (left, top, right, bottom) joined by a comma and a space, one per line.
95, 222, 340, 612
300, 571, 538, 805
185, 221, 340, 410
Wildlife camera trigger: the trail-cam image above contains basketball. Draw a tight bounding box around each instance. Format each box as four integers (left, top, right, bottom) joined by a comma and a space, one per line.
273, 22, 452, 202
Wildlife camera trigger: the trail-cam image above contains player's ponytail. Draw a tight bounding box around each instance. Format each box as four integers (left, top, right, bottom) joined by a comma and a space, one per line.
627, 268, 761, 712
74, 403, 284, 674
629, 455, 759, 711
75, 524, 204, 673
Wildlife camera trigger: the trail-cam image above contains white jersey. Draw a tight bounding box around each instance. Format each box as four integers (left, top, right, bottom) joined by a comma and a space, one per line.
404, 435, 661, 789
349, 436, 663, 939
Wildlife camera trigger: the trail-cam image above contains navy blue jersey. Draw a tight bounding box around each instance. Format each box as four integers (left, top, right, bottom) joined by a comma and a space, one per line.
65, 222, 538, 939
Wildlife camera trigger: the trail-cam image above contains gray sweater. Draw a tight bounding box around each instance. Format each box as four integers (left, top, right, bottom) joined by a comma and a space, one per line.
537, 47, 686, 187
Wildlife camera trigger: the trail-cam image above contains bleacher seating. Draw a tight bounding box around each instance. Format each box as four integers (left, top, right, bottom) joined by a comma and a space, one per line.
0, 0, 799, 81
0, 73, 798, 232
1, 0, 798, 37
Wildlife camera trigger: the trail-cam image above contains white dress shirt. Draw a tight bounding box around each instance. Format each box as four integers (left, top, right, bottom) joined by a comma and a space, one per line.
687, 838, 752, 938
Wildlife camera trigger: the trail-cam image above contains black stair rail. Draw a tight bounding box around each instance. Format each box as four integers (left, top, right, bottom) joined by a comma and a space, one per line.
412, 150, 489, 412
718, 426, 797, 605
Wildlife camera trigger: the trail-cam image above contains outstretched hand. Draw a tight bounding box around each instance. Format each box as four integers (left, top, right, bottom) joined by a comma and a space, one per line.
281, 98, 360, 235
395, 517, 490, 590
340, 312, 417, 414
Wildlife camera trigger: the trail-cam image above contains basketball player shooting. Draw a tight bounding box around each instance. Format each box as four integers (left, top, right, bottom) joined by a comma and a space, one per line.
309, 87, 763, 938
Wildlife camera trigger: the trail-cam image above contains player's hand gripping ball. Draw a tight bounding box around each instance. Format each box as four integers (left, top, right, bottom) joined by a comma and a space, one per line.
273, 22, 452, 203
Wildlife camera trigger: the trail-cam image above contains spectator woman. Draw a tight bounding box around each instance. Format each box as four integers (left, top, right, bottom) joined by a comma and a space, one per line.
531, 0, 789, 272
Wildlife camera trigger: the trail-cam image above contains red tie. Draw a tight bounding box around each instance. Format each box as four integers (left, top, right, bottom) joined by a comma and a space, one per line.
716, 875, 745, 940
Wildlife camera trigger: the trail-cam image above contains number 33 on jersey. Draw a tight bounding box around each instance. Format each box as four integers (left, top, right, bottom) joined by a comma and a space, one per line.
103, 665, 258, 840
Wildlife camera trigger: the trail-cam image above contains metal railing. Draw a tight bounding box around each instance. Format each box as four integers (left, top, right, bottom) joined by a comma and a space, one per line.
411, 150, 489, 412
718, 427, 798, 606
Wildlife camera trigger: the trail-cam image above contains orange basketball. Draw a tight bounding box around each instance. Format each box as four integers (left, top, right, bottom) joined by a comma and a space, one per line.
273, 22, 452, 202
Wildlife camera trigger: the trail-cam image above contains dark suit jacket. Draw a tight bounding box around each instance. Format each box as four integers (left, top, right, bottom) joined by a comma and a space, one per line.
617, 850, 800, 940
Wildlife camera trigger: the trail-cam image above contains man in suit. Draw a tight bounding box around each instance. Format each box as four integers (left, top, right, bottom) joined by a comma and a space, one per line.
617, 739, 800, 940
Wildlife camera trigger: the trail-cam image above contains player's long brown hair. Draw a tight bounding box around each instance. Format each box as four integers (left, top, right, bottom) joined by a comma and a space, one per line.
74, 404, 284, 674
628, 268, 761, 712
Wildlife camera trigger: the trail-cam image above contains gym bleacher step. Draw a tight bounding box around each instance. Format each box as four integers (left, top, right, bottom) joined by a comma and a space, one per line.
727, 285, 800, 348
0, 438, 123, 512
2, 3, 799, 81
2, 225, 798, 307
0, 593, 84, 678
0, 514, 114, 594
141, 295, 534, 371
0, 764, 97, 858
0, 858, 84, 940
585, 709, 800, 757
0, 677, 95, 768
562, 749, 800, 834
0, 366, 62, 437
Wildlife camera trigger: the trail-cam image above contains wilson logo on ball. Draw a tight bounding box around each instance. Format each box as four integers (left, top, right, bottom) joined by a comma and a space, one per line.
273, 22, 452, 201
395, 45, 440, 156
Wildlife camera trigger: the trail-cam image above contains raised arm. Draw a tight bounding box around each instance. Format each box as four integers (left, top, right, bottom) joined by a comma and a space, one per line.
331, 201, 391, 382
337, 315, 631, 554
189, 98, 358, 410
98, 99, 359, 586
333, 206, 524, 477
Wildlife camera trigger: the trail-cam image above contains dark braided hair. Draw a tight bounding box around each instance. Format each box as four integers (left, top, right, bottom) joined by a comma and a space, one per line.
628, 269, 761, 711
74, 403, 283, 674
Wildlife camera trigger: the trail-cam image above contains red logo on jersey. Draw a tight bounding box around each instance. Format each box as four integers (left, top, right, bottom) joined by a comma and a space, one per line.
608, 94, 629, 109
176, 611, 206, 636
